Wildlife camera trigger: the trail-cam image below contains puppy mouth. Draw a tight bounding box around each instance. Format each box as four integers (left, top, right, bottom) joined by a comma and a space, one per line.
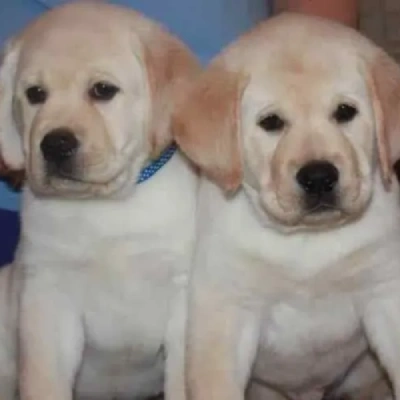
45, 160, 79, 181
44, 161, 122, 186
38, 129, 126, 186
42, 152, 126, 186
303, 192, 338, 214
36, 161, 128, 198
309, 203, 337, 213
298, 202, 354, 229
302, 206, 343, 220
256, 179, 366, 231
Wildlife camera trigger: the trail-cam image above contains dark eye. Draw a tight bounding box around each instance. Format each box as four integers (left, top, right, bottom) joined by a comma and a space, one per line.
25, 86, 47, 105
333, 103, 358, 123
89, 82, 120, 101
258, 113, 286, 132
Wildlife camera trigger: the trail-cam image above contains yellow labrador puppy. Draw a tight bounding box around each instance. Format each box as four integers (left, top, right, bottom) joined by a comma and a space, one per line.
0, 1, 199, 399
173, 13, 400, 400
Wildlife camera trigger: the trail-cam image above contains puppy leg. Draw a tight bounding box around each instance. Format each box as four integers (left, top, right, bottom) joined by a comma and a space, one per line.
363, 294, 400, 399
0, 373, 17, 400
19, 285, 84, 400
325, 351, 392, 400
186, 288, 261, 400
0, 265, 18, 400
246, 381, 289, 400
164, 287, 187, 400
349, 379, 393, 400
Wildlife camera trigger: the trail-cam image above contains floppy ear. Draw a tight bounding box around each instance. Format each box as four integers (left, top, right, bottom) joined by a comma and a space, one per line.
366, 50, 400, 190
0, 39, 24, 189
172, 64, 246, 192
143, 31, 200, 158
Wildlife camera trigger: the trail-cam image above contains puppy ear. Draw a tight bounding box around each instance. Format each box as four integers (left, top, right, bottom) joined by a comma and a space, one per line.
143, 31, 200, 158
172, 64, 246, 192
0, 39, 24, 171
366, 50, 400, 189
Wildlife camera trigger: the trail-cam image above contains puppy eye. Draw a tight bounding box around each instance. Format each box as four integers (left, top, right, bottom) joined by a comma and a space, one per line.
258, 113, 285, 132
89, 82, 120, 101
333, 103, 358, 123
25, 86, 47, 105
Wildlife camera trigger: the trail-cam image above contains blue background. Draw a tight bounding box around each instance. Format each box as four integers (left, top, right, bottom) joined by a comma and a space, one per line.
0, 0, 271, 264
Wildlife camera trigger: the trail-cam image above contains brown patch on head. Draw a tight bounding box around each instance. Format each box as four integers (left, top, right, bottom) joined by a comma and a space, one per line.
365, 51, 400, 190
142, 29, 200, 158
172, 63, 247, 192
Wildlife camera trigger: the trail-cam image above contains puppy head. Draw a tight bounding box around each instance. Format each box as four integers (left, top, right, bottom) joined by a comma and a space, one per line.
173, 13, 400, 231
0, 1, 199, 198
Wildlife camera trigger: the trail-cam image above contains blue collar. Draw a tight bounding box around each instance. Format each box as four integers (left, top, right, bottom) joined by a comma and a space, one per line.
136, 142, 177, 184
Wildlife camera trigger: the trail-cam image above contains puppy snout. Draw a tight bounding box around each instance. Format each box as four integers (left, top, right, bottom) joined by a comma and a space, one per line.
296, 161, 339, 195
40, 128, 79, 164
296, 161, 339, 213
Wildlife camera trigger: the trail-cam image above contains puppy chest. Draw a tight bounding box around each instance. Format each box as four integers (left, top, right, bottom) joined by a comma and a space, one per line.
255, 296, 364, 388
79, 277, 174, 399
83, 289, 170, 357
81, 249, 184, 360
83, 280, 174, 354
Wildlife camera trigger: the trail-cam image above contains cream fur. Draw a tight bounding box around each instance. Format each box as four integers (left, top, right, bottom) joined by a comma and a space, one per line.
0, 1, 199, 399
173, 13, 400, 400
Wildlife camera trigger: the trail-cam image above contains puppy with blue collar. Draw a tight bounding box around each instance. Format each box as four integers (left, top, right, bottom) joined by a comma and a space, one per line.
0, 1, 199, 399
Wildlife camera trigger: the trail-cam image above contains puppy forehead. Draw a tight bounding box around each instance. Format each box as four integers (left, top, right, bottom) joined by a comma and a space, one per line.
16, 2, 153, 71
256, 55, 362, 94
18, 0, 150, 40
222, 13, 374, 102
20, 32, 131, 71
243, 65, 366, 120
240, 41, 368, 114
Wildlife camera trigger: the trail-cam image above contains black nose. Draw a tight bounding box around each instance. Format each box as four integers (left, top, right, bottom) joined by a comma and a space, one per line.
296, 161, 339, 195
40, 128, 79, 163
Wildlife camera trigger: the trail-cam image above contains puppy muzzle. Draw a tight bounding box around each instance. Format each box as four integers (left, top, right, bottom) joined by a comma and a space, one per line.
296, 160, 339, 213
40, 127, 79, 178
